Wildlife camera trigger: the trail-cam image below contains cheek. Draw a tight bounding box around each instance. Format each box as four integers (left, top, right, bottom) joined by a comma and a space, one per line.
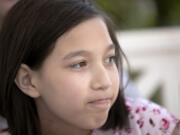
40, 74, 86, 102
37, 71, 89, 113
111, 68, 120, 100
36, 72, 106, 129
36, 73, 86, 118
114, 69, 120, 86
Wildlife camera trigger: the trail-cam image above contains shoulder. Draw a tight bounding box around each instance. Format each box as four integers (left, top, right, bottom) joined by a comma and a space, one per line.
124, 97, 179, 134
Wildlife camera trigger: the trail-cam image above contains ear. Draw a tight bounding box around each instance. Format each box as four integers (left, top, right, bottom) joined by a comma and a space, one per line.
15, 64, 40, 98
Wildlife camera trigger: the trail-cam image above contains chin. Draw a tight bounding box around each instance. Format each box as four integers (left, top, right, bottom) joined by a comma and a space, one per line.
94, 119, 107, 129
84, 115, 108, 130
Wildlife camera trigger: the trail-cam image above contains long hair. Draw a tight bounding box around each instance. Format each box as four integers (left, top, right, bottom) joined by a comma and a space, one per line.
0, 0, 129, 135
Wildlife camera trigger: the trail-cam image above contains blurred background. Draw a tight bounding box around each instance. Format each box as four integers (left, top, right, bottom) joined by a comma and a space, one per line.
95, 0, 180, 117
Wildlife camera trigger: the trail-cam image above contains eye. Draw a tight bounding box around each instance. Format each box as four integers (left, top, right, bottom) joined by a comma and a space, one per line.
104, 55, 116, 65
70, 61, 87, 69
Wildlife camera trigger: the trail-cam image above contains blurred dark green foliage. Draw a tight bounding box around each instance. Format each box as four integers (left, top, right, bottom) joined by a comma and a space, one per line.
95, 0, 180, 30
150, 85, 163, 105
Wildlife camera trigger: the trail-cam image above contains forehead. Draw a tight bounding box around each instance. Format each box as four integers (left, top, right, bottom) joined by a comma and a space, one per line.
54, 17, 113, 53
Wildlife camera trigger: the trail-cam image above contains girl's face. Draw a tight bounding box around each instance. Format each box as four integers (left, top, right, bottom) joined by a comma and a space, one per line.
34, 18, 120, 131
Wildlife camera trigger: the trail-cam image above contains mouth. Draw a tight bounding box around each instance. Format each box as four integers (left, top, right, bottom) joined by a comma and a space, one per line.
88, 97, 112, 110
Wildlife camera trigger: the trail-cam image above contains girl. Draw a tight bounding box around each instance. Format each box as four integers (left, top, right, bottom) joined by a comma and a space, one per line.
0, 0, 179, 135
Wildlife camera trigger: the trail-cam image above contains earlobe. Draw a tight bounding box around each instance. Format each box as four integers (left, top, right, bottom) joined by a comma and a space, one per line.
15, 64, 40, 98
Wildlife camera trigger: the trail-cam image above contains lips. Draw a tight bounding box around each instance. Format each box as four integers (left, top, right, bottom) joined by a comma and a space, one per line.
89, 97, 111, 103
88, 97, 112, 110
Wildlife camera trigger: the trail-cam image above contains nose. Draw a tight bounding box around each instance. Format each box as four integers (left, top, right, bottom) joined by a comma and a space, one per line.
90, 65, 112, 91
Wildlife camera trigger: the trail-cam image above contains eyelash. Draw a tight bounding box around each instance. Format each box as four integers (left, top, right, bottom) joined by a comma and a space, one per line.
69, 55, 116, 70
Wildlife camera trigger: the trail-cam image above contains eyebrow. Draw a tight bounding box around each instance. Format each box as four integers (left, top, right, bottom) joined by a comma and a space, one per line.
63, 44, 115, 60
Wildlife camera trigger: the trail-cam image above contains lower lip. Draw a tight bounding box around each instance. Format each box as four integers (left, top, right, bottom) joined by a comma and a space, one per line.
88, 98, 111, 110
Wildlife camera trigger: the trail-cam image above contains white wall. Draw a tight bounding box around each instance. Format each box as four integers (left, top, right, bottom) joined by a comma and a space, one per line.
117, 27, 180, 117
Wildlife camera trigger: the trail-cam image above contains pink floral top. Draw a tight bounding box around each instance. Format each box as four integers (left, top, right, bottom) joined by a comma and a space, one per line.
92, 98, 179, 135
